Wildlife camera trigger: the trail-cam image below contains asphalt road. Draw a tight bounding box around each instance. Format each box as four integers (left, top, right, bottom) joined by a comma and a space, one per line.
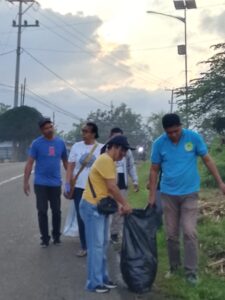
0, 162, 166, 300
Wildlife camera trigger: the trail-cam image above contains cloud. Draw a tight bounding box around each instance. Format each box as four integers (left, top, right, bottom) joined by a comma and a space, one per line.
0, 3, 133, 90
0, 2, 171, 133
200, 11, 225, 37
21, 86, 172, 132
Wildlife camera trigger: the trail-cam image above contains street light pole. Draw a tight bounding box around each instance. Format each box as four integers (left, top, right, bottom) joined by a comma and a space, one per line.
147, 1, 197, 128
146, 10, 186, 117
174, 0, 197, 128
184, 8, 188, 127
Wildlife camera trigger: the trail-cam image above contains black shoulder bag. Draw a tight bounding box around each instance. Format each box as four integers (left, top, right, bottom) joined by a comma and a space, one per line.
88, 177, 118, 215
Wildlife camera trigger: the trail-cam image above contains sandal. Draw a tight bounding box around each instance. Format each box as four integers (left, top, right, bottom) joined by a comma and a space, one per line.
76, 249, 87, 257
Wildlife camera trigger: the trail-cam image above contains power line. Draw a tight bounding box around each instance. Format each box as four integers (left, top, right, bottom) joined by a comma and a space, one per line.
4, 36, 223, 55
22, 49, 110, 108
0, 49, 16, 56
25, 87, 81, 122
0, 82, 80, 122
28, 9, 167, 87
28, 12, 138, 80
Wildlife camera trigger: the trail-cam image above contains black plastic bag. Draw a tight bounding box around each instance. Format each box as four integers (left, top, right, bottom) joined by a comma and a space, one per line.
120, 205, 158, 294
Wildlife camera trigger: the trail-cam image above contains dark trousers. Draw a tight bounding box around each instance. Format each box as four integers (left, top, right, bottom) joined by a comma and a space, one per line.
73, 187, 86, 250
34, 184, 61, 243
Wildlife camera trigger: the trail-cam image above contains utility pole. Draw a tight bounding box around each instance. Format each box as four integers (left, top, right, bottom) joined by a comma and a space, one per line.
53, 112, 55, 125
166, 89, 175, 113
8, 0, 39, 107
20, 77, 26, 106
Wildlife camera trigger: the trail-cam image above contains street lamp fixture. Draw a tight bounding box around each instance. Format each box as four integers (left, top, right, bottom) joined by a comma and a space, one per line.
147, 0, 197, 128
174, 0, 197, 10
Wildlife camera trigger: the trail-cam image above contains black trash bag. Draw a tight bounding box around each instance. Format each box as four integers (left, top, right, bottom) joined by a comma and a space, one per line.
120, 205, 158, 294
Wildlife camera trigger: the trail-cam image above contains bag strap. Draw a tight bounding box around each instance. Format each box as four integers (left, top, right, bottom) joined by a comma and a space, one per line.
73, 143, 98, 182
88, 176, 97, 198
82, 143, 98, 167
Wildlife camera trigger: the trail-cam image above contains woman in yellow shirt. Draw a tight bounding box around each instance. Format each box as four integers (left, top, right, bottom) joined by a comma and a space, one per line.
79, 135, 133, 293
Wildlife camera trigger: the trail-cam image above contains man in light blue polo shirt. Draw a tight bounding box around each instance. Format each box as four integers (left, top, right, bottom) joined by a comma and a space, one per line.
148, 113, 225, 285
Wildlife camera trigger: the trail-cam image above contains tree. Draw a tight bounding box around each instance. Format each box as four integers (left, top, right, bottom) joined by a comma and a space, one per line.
0, 106, 43, 161
0, 103, 10, 115
65, 103, 151, 156
213, 117, 225, 135
146, 111, 165, 142
176, 43, 225, 134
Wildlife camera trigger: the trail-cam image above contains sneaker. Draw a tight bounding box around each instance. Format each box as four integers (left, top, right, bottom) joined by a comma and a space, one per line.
53, 238, 61, 245
186, 273, 198, 286
165, 270, 174, 279
165, 267, 179, 279
76, 249, 87, 257
40, 241, 49, 248
104, 281, 117, 289
95, 286, 110, 293
110, 234, 119, 244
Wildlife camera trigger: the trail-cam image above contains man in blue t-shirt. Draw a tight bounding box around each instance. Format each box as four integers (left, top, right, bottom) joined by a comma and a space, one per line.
148, 113, 225, 285
24, 117, 67, 247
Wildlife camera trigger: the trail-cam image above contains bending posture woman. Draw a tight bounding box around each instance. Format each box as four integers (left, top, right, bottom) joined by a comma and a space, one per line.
80, 135, 133, 293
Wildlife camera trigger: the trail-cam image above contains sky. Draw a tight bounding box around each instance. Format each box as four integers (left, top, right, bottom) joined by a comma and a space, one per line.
0, 0, 225, 132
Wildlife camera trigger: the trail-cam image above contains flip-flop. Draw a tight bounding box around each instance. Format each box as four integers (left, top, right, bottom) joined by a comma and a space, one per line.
76, 249, 87, 257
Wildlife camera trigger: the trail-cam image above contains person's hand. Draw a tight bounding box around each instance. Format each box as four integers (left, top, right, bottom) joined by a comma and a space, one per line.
24, 182, 30, 196
219, 182, 225, 195
121, 202, 132, 215
64, 182, 71, 194
133, 183, 139, 192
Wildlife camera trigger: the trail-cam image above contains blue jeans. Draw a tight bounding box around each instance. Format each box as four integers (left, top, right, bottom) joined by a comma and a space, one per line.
79, 199, 109, 290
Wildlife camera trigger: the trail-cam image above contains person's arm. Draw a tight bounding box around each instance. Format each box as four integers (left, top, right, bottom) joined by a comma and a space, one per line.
105, 179, 132, 214
64, 162, 75, 195
23, 157, 35, 196
126, 150, 139, 191
148, 163, 161, 205
61, 142, 68, 171
65, 162, 75, 182
62, 158, 68, 171
201, 154, 225, 194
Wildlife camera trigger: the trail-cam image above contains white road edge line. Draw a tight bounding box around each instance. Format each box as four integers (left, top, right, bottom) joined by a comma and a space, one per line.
0, 174, 24, 186
0, 171, 33, 186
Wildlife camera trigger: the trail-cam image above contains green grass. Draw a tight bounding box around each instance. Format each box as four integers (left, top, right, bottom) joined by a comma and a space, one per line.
128, 162, 225, 300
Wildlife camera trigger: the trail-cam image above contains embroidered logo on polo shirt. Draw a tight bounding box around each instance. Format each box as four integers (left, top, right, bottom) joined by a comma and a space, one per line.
184, 142, 193, 151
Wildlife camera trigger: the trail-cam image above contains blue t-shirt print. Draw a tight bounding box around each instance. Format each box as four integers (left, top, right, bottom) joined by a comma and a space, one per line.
30, 136, 67, 186
48, 146, 56, 157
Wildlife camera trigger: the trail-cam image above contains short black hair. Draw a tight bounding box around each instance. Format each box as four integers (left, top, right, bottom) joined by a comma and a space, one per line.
38, 117, 52, 128
162, 113, 182, 129
86, 121, 99, 139
110, 127, 123, 136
